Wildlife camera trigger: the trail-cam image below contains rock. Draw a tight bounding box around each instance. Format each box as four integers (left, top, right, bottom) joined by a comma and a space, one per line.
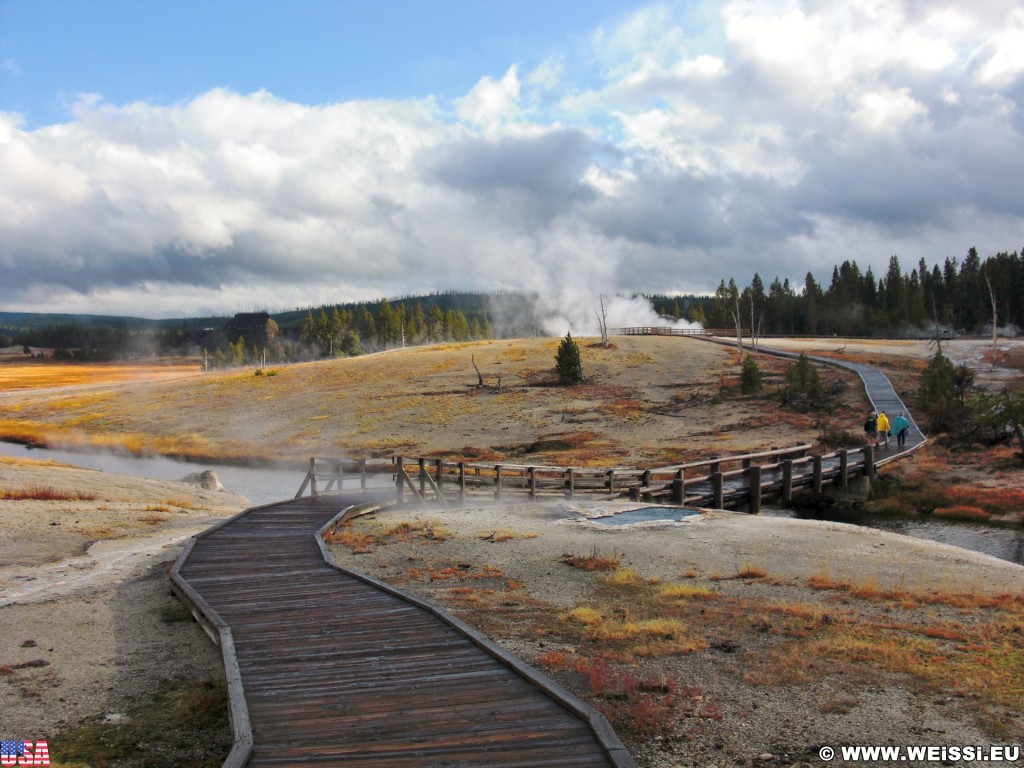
180, 470, 225, 492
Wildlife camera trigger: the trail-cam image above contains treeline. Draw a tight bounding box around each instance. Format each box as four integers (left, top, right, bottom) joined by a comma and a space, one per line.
698, 248, 1023, 337
158, 295, 510, 367
4, 248, 1021, 362
295, 299, 495, 358
1, 322, 157, 360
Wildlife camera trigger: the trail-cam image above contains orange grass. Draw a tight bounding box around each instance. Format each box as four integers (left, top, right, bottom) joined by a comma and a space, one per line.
564, 560, 1023, 731
932, 505, 991, 521
0, 360, 199, 391
0, 485, 96, 501
561, 549, 622, 571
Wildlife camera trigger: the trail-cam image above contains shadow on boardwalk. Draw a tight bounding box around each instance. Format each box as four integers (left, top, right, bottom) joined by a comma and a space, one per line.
171, 495, 635, 768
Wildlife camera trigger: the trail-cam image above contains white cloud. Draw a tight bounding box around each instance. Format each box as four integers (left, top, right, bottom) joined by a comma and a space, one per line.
973, 8, 1024, 87
456, 65, 522, 129
852, 87, 928, 133
1, 1, 1023, 323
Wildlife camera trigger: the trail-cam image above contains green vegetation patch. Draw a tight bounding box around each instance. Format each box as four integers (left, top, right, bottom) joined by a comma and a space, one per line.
52, 678, 230, 768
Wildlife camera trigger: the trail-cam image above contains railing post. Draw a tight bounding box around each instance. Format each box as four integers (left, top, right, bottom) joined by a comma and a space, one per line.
359, 458, 367, 490
813, 454, 823, 494
748, 465, 762, 514
671, 469, 684, 504
863, 445, 876, 479
419, 458, 427, 497
838, 449, 849, 489
458, 462, 466, 502
395, 456, 403, 505
566, 468, 575, 498
495, 465, 502, 499
641, 469, 651, 501
606, 469, 614, 493
712, 472, 724, 509
310, 458, 318, 497
782, 459, 793, 503
528, 467, 537, 497
435, 459, 444, 493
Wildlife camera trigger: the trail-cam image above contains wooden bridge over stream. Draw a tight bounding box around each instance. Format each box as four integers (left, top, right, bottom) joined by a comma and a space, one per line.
171, 332, 924, 767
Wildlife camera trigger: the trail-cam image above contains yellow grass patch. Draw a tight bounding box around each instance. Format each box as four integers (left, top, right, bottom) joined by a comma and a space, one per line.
658, 583, 717, 600
0, 360, 199, 391
566, 606, 603, 625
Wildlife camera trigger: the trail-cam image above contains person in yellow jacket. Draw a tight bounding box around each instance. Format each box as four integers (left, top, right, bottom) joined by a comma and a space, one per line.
876, 411, 891, 447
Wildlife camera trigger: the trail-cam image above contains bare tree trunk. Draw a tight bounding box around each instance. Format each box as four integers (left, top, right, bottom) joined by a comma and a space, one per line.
749, 294, 758, 351
984, 271, 998, 362
596, 295, 610, 347
732, 292, 743, 352
471, 354, 484, 387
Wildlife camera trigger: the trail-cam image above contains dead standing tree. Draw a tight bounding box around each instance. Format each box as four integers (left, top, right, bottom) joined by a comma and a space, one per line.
471, 354, 502, 393
595, 295, 610, 348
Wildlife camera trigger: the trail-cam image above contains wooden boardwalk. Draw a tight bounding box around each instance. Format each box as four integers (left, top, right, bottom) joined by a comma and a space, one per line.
171, 495, 635, 768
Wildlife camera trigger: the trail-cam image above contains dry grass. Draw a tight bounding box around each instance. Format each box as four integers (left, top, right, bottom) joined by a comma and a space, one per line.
325, 518, 450, 554
0, 336, 867, 466
561, 549, 622, 571
416, 547, 1024, 740
0, 359, 200, 390
478, 529, 538, 542
0, 485, 97, 501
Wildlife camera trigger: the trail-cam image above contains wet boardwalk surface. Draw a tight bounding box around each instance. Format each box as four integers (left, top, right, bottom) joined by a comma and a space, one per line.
172, 496, 634, 768
756, 344, 927, 456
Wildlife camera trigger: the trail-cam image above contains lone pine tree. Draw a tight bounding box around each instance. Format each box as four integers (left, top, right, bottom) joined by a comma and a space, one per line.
555, 332, 583, 384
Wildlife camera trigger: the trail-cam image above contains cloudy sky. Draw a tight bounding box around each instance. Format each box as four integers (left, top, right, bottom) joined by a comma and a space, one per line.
2, 0, 1023, 321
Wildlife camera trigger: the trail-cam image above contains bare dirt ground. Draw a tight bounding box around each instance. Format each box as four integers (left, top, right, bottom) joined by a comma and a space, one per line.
1, 335, 1022, 766
0, 456, 248, 740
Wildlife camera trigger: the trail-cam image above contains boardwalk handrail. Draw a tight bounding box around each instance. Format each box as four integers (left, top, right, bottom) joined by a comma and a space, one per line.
295, 443, 872, 512
609, 326, 745, 337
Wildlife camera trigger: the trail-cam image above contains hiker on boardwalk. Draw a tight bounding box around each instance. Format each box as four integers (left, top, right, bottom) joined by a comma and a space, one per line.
864, 412, 878, 444
891, 412, 910, 448
876, 411, 891, 447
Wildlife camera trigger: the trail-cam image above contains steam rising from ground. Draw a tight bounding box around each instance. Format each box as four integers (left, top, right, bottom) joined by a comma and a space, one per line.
534, 292, 700, 337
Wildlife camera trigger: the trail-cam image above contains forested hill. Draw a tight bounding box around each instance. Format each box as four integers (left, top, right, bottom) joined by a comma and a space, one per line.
2, 248, 1021, 361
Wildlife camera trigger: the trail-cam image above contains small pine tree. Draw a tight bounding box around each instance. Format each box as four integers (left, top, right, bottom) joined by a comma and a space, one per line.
780, 353, 823, 404
918, 348, 973, 434
555, 332, 583, 384
740, 355, 762, 394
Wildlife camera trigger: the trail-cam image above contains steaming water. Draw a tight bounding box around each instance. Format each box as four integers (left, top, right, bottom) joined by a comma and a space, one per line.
1, 441, 1021, 566
0, 441, 371, 506
762, 507, 1024, 566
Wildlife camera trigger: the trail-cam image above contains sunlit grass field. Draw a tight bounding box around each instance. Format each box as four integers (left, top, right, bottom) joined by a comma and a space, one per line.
0, 358, 201, 390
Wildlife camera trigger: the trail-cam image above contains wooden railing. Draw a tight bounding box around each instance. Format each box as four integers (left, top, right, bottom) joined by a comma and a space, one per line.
295, 443, 878, 512
609, 326, 744, 337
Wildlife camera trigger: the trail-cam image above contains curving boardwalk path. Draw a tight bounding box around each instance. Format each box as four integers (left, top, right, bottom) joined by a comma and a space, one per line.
171, 495, 635, 768
748, 342, 927, 460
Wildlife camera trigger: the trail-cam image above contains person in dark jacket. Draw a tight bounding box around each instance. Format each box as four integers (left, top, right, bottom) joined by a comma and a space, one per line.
864, 412, 877, 444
